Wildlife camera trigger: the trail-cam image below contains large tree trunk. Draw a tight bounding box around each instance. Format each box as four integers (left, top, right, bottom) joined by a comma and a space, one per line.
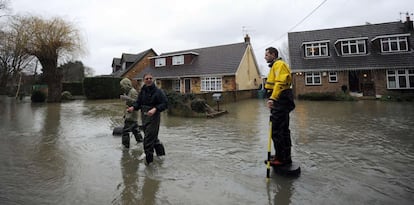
41, 58, 62, 102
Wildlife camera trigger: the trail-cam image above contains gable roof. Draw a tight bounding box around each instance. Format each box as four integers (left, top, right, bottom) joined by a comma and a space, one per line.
288, 21, 414, 72
112, 58, 121, 67
112, 49, 156, 77
139, 42, 250, 79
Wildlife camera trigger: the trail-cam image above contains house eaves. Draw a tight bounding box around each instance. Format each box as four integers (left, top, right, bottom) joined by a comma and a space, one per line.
371, 33, 411, 41
149, 51, 199, 59
334, 37, 368, 44
301, 40, 330, 45
152, 72, 236, 80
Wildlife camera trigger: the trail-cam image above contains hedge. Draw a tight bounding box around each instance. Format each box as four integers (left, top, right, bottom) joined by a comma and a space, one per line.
83, 76, 122, 99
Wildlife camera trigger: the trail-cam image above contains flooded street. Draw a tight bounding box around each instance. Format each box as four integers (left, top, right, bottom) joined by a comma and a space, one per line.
1, 96, 413, 205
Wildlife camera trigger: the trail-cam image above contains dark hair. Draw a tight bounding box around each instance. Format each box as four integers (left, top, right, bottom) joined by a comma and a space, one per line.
266, 47, 279, 58
142, 73, 153, 79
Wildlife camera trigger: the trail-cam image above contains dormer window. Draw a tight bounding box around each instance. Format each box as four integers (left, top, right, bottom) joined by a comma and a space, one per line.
335, 37, 368, 56
371, 34, 410, 53
381, 36, 408, 52
172, 55, 184, 65
155, 58, 166, 67
302, 40, 330, 58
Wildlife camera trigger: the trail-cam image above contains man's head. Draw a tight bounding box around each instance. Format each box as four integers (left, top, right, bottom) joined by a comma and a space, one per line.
265, 47, 279, 63
143, 73, 154, 86
120, 78, 132, 92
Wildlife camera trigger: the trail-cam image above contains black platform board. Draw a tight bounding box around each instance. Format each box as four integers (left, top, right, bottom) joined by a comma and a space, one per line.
112, 126, 123, 135
272, 162, 301, 177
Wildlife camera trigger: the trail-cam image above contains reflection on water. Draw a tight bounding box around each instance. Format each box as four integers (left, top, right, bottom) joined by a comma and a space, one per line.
0, 96, 413, 205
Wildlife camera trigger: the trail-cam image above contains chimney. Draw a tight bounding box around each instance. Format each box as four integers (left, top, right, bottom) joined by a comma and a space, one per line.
244, 34, 250, 44
404, 12, 413, 32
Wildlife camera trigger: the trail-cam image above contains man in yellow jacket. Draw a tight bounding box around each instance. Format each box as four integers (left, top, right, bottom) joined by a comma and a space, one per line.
264, 47, 295, 166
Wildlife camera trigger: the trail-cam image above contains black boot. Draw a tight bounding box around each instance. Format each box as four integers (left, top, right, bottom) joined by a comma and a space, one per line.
122, 134, 130, 149
133, 131, 143, 143
154, 143, 165, 156
280, 147, 292, 164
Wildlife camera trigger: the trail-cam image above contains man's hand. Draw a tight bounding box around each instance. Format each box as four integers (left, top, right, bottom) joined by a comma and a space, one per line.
267, 100, 274, 109
147, 107, 157, 116
120, 94, 134, 101
126, 106, 134, 113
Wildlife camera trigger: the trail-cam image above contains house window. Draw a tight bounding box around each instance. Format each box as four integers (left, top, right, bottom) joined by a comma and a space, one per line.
201, 77, 222, 91
173, 79, 180, 92
155, 58, 166, 67
172, 55, 184, 65
303, 41, 329, 57
387, 69, 414, 89
329, 72, 338, 82
305, 72, 321, 85
341, 40, 366, 55
381, 36, 408, 53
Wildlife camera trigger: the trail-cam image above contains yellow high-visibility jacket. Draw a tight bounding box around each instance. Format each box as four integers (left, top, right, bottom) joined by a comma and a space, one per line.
265, 59, 292, 100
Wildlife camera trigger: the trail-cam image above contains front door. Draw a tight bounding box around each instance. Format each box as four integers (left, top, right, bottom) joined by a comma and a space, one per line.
184, 79, 191, 93
361, 71, 375, 96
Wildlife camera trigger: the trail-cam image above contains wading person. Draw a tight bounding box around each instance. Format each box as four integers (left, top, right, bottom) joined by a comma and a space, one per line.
126, 73, 168, 165
120, 78, 143, 149
264, 47, 295, 166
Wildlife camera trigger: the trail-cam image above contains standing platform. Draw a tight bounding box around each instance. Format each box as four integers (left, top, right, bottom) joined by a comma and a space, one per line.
272, 162, 301, 177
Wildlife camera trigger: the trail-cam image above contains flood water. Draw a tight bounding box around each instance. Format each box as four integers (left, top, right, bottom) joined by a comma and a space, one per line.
0, 96, 413, 205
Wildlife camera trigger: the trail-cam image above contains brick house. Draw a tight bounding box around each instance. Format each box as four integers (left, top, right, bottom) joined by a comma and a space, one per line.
288, 15, 414, 98
135, 35, 262, 98
111, 49, 157, 89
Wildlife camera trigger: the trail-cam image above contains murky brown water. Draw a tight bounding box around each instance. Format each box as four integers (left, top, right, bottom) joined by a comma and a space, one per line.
1, 96, 413, 205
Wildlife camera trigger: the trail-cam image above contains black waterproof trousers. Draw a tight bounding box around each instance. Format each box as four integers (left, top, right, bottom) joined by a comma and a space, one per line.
122, 120, 143, 148
270, 89, 295, 163
141, 108, 165, 164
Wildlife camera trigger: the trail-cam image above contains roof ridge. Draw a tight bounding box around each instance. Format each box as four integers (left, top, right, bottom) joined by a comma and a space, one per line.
160, 42, 246, 55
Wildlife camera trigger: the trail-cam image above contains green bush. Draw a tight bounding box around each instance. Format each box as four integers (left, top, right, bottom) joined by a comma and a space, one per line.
165, 91, 195, 106
165, 91, 210, 116
62, 82, 84, 95
31, 90, 46, 102
83, 77, 122, 99
380, 92, 414, 101
191, 99, 208, 113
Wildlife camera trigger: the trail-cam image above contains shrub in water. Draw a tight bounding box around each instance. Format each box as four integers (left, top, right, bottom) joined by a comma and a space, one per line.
31, 90, 46, 102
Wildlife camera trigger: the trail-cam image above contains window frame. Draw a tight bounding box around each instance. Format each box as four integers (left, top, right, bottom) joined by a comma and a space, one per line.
302, 40, 330, 58
381, 36, 409, 53
173, 79, 181, 92
155, 58, 166, 67
172, 55, 184, 65
370, 34, 411, 53
201, 76, 223, 91
386, 69, 414, 89
340, 39, 366, 55
305, 72, 322, 85
328, 72, 338, 83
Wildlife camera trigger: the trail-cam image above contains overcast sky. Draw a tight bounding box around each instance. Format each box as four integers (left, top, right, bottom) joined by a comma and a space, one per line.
7, 0, 414, 75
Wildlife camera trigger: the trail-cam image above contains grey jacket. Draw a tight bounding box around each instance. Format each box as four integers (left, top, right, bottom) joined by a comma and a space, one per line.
120, 78, 138, 121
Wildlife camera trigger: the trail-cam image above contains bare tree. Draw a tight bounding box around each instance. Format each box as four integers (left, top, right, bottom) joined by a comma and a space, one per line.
0, 0, 10, 18
10, 15, 84, 102
0, 22, 34, 90
278, 40, 290, 65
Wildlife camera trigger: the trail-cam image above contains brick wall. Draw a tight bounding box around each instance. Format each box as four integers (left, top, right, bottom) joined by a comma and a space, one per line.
293, 71, 349, 97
